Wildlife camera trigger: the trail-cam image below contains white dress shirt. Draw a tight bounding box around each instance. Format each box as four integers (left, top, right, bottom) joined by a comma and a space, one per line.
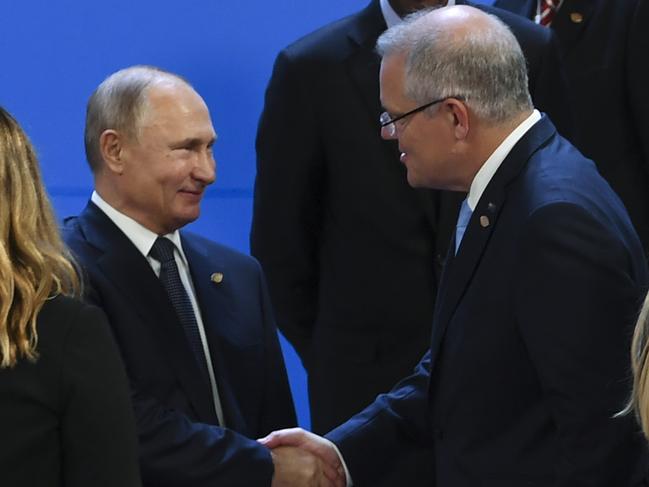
91, 191, 226, 426
465, 110, 541, 212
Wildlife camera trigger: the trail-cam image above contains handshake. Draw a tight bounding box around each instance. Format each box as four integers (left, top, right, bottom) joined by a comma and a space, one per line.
259, 428, 348, 487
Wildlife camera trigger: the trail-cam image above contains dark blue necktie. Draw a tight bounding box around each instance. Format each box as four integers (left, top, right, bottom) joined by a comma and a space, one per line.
149, 237, 211, 383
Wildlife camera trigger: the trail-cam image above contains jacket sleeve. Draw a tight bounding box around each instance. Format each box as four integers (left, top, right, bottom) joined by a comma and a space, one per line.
256, 263, 299, 435
326, 351, 435, 486
251, 49, 325, 365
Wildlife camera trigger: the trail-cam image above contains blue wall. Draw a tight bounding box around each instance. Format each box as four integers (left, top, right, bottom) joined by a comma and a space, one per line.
1, 0, 493, 429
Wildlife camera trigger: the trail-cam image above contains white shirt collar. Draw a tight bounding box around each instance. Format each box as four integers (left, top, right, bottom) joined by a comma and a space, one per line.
91, 191, 187, 265
466, 109, 541, 211
380, 0, 456, 28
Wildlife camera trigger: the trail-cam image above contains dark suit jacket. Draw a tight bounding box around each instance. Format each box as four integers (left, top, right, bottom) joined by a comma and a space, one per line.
494, 0, 649, 254
0, 295, 141, 487
327, 116, 649, 486
252, 0, 573, 436
63, 202, 296, 487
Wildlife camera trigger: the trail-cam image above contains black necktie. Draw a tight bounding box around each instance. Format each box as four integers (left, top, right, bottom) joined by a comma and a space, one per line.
149, 237, 211, 384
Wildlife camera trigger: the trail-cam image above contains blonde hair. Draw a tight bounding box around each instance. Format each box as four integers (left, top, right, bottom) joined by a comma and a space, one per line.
0, 107, 81, 368
623, 291, 649, 437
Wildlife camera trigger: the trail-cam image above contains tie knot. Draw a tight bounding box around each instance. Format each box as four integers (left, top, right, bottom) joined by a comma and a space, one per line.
150, 237, 177, 263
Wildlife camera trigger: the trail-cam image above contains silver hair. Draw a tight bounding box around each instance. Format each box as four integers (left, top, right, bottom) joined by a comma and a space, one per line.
376, 7, 533, 123
84, 65, 190, 172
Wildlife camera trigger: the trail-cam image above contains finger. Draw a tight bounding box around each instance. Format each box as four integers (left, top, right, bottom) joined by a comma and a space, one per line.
319, 460, 344, 486
257, 427, 305, 448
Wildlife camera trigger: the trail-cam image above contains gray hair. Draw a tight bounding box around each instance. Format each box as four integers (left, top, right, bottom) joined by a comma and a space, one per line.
84, 65, 189, 172
376, 6, 533, 123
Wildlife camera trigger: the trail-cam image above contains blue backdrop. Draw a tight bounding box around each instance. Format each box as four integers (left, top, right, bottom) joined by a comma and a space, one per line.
1, 0, 492, 429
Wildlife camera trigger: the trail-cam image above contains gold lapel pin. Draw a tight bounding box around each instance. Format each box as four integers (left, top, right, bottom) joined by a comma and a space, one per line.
479, 215, 490, 228
570, 12, 584, 24
210, 272, 224, 284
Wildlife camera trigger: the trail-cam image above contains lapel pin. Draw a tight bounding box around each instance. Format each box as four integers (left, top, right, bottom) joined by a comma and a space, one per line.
487, 202, 497, 213
570, 12, 584, 23
480, 215, 490, 228
210, 272, 224, 284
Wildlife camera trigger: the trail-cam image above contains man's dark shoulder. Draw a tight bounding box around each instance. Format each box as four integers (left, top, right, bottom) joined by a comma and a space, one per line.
181, 231, 263, 275
281, 3, 382, 63
61, 215, 97, 257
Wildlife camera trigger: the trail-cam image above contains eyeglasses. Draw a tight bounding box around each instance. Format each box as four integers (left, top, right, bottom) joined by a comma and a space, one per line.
379, 96, 464, 138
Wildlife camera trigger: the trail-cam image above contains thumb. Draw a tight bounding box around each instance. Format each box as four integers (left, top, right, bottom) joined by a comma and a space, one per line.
257, 427, 306, 449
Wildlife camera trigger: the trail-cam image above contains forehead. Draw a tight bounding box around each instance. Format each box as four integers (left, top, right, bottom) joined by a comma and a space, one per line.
139, 82, 215, 138
379, 54, 410, 111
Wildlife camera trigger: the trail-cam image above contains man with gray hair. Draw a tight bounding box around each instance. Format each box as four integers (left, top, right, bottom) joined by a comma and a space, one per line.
259, 6, 648, 486
64, 65, 323, 487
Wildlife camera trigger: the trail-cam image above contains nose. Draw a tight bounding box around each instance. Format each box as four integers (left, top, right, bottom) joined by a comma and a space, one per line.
193, 148, 216, 186
381, 124, 397, 140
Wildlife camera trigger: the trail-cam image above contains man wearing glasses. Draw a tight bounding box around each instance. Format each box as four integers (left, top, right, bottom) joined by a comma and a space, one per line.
253, 2, 572, 484
260, 6, 649, 486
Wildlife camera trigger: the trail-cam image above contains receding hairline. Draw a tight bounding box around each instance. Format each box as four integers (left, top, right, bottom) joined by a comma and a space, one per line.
84, 65, 197, 172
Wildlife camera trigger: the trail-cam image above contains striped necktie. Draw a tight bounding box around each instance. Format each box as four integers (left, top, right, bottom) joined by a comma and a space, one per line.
150, 237, 211, 385
539, 0, 561, 26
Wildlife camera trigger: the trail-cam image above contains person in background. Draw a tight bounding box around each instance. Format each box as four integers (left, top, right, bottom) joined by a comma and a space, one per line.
0, 106, 141, 487
494, 0, 649, 256
63, 65, 314, 487
251, 3, 572, 483
625, 292, 649, 439
260, 6, 648, 486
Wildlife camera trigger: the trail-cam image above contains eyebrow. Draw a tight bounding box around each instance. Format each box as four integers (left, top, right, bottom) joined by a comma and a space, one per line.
171, 136, 216, 149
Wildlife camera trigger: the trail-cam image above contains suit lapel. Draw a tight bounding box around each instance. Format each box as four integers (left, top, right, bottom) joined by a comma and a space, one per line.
428, 117, 557, 372
345, 0, 384, 122
182, 236, 249, 432
345, 0, 439, 229
78, 203, 217, 424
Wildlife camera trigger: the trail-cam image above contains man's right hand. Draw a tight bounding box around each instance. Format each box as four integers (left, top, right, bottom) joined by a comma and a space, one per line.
261, 428, 346, 487
270, 446, 326, 487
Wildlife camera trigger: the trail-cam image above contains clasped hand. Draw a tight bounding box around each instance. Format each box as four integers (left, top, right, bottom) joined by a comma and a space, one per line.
258, 428, 346, 487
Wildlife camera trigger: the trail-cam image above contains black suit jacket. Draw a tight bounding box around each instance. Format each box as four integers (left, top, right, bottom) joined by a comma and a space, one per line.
494, 0, 649, 254
64, 202, 296, 487
0, 296, 141, 487
252, 0, 573, 436
327, 116, 649, 486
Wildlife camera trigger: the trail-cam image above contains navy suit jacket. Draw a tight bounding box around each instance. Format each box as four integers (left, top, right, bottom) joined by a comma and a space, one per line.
252, 0, 574, 441
63, 202, 296, 487
327, 116, 649, 486
494, 0, 649, 254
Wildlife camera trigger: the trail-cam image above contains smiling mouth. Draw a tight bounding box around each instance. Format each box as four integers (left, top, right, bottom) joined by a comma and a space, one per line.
179, 188, 204, 197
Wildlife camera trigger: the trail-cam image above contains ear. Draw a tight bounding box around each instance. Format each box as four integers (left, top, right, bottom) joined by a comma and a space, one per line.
99, 129, 125, 175
447, 98, 469, 140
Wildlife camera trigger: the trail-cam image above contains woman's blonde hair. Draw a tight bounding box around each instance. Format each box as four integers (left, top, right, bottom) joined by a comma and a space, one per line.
0, 107, 81, 368
624, 291, 649, 437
